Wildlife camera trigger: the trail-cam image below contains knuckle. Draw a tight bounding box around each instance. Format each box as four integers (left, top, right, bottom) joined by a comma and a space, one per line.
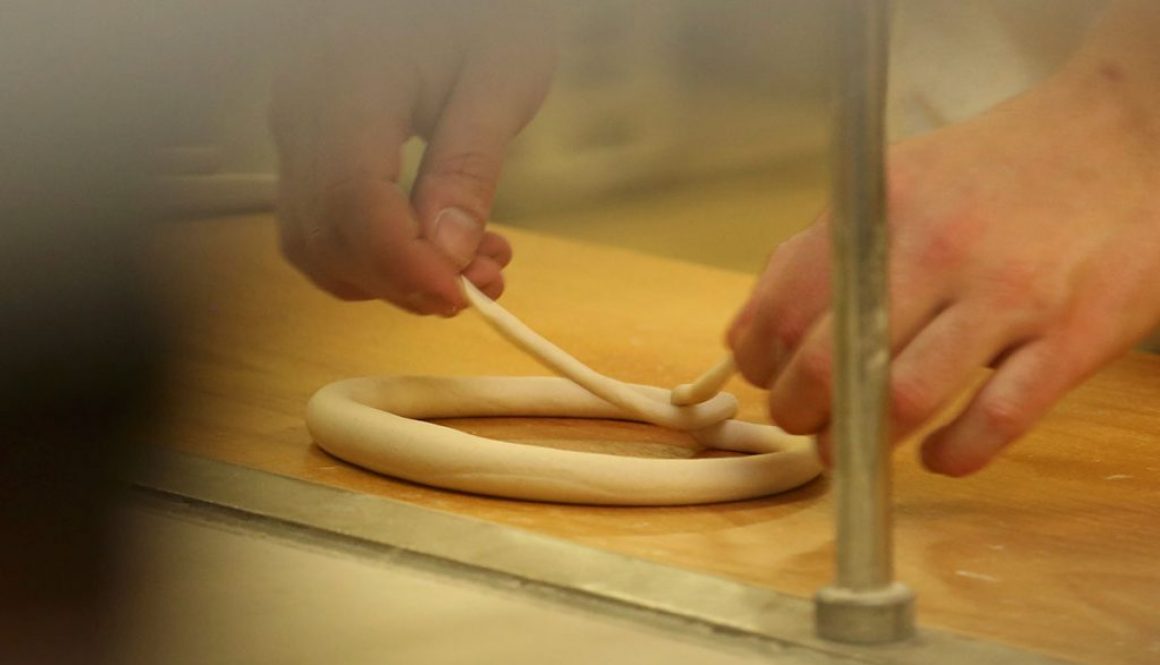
914, 225, 970, 271
797, 345, 833, 389
985, 262, 1064, 316
746, 297, 809, 357
277, 229, 309, 269
281, 245, 366, 302
278, 217, 355, 294
900, 206, 980, 273
302, 221, 341, 255
428, 151, 499, 200
740, 301, 799, 349
299, 197, 353, 256
774, 226, 823, 264
991, 262, 1035, 300
283, 221, 344, 269
770, 318, 808, 354
978, 397, 1029, 440
765, 239, 794, 269
890, 375, 937, 428
319, 176, 365, 219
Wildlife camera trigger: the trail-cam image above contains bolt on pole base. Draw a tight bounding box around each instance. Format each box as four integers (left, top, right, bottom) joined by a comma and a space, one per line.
815, 582, 915, 644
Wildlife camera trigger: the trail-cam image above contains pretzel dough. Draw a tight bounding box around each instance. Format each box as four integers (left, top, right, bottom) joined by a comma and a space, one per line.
306, 279, 822, 505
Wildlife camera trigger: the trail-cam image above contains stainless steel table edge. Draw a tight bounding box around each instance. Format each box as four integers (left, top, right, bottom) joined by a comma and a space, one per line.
133, 449, 1076, 665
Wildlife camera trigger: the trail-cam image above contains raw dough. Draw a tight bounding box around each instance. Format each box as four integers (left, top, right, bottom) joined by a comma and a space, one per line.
306, 278, 822, 505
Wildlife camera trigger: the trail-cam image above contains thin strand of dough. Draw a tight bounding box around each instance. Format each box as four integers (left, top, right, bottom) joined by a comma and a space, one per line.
462, 279, 735, 430
671, 355, 736, 406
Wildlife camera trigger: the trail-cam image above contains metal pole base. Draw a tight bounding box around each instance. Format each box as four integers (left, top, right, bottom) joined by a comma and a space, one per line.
815, 582, 915, 644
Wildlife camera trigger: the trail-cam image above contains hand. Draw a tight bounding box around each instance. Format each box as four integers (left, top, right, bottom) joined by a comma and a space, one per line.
729, 56, 1160, 476
270, 1, 555, 314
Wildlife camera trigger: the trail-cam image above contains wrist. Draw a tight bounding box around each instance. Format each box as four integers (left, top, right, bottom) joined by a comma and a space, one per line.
1049, 1, 1160, 179
1042, 54, 1160, 198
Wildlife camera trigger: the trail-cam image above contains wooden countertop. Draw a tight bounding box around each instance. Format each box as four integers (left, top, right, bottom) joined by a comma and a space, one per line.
150, 214, 1160, 665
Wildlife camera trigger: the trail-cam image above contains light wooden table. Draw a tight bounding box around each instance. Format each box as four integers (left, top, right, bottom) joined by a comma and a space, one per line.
150, 214, 1159, 665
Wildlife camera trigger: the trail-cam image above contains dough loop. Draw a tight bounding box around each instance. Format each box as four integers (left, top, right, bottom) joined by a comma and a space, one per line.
306, 279, 822, 505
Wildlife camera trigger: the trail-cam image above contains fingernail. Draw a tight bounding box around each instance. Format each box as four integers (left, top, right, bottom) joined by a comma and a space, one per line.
431, 207, 483, 269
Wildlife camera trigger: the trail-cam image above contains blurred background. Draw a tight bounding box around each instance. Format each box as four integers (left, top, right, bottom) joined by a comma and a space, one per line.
159, 0, 833, 272
2, 1, 1154, 663
154, 0, 1100, 271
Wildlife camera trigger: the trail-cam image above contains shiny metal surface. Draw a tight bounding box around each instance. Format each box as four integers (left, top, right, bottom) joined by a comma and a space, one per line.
815, 583, 914, 645
133, 450, 1071, 665
817, 0, 915, 644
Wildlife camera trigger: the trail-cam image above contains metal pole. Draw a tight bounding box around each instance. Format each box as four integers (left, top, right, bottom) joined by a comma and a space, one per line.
814, 0, 915, 644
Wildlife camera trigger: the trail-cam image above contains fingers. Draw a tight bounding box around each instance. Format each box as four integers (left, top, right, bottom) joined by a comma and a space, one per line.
410, 10, 555, 267
452, 230, 511, 301
919, 335, 1097, 476
273, 52, 455, 311
477, 230, 513, 268
887, 303, 1010, 439
330, 179, 469, 315
272, 3, 553, 313
762, 289, 945, 437
277, 220, 370, 302
425, 207, 487, 270
728, 227, 831, 388
273, 53, 474, 313
796, 305, 1004, 466
463, 256, 505, 300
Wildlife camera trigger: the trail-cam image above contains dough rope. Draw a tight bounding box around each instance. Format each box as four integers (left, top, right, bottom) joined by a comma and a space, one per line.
461, 280, 736, 430
306, 277, 822, 505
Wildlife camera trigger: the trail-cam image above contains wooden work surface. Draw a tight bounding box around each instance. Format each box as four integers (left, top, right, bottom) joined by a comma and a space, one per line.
150, 215, 1160, 665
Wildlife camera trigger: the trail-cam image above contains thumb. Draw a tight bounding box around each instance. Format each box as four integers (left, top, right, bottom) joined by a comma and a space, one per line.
411, 89, 534, 269
411, 15, 554, 269
411, 99, 505, 268
424, 205, 487, 271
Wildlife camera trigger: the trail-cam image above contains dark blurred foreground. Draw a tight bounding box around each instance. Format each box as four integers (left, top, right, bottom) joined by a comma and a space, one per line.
0, 3, 265, 662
